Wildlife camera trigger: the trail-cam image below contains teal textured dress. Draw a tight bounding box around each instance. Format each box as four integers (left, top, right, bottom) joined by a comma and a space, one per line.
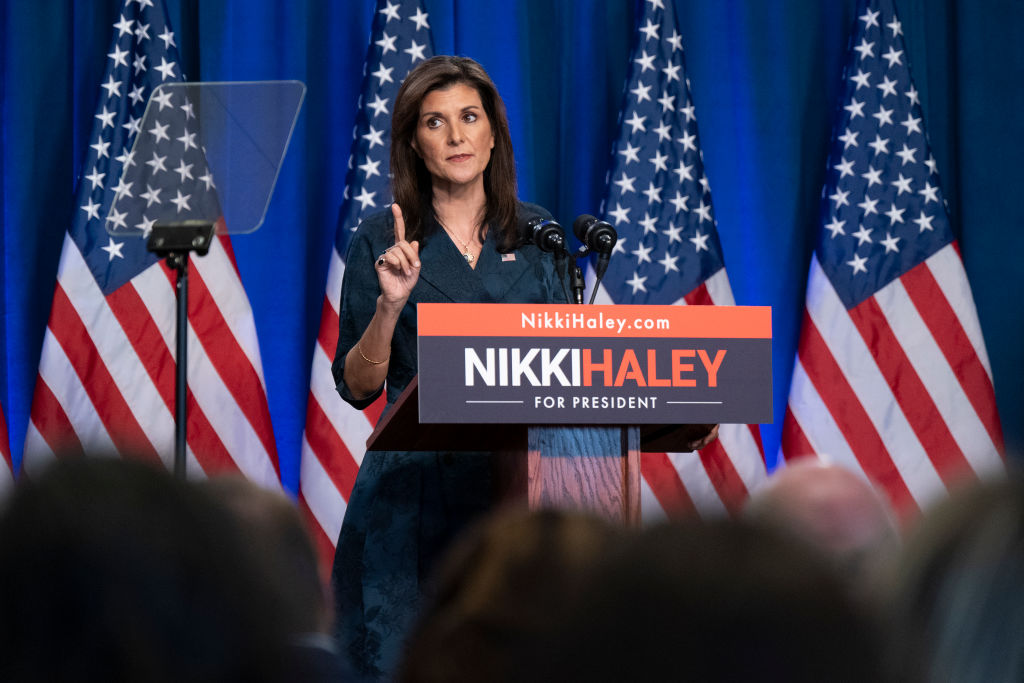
330, 203, 564, 681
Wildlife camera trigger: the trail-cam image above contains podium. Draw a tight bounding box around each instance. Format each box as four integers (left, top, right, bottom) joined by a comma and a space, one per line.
368, 302, 771, 524
366, 376, 715, 524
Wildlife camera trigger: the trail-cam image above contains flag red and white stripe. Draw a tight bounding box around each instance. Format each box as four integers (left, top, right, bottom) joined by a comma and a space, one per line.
300, 249, 385, 567
25, 237, 280, 487
783, 248, 1004, 516
0, 406, 12, 498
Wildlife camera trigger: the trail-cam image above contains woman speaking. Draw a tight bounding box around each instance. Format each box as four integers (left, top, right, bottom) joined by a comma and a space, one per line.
330, 56, 564, 680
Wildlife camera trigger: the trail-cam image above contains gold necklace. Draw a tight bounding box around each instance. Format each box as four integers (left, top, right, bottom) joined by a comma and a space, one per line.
438, 220, 476, 263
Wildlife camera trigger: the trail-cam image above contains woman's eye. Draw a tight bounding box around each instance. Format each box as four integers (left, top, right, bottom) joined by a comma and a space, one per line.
426, 117, 442, 129
463, 112, 477, 123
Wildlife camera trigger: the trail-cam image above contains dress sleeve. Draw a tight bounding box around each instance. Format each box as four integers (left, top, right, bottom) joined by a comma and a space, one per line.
332, 217, 387, 410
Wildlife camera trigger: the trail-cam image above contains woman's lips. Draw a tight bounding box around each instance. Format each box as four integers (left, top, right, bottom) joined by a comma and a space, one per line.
447, 154, 472, 162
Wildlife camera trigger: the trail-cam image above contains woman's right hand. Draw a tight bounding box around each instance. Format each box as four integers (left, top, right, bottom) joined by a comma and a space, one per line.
344, 204, 420, 398
375, 203, 421, 309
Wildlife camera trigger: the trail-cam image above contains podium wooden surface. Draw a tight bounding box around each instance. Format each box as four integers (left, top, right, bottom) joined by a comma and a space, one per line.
366, 377, 709, 524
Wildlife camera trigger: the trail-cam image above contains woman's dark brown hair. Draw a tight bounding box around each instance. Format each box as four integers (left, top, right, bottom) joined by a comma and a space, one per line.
391, 55, 519, 250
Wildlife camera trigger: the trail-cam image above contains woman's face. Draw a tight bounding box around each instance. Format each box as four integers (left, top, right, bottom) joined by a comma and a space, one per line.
411, 82, 495, 192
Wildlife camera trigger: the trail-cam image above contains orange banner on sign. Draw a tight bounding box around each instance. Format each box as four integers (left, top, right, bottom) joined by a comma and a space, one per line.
417, 304, 771, 339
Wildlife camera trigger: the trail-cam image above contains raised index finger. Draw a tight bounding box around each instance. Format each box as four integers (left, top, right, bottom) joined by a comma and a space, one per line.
391, 203, 406, 244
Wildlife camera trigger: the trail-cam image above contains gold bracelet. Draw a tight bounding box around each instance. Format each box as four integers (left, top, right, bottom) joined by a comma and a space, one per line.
356, 341, 389, 365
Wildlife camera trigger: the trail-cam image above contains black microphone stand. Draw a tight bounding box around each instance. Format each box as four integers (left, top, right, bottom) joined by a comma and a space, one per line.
588, 249, 613, 305
569, 249, 587, 305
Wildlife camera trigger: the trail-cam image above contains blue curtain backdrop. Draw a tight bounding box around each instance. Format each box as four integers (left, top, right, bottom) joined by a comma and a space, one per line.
3, 0, 1022, 492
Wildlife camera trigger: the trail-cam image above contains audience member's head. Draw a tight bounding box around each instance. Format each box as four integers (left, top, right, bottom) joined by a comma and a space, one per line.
0, 457, 289, 683
202, 475, 348, 683
543, 519, 891, 682
744, 458, 900, 596
889, 474, 1024, 683
202, 475, 331, 636
398, 507, 620, 683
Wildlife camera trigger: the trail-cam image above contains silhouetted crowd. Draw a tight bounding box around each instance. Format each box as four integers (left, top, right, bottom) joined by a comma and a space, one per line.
0, 455, 1020, 682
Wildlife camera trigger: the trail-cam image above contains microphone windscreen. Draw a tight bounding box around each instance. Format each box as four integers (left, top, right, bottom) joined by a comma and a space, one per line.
518, 209, 548, 243
573, 214, 598, 243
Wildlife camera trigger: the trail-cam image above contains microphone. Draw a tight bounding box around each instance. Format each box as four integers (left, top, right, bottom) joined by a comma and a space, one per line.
520, 214, 575, 303
524, 216, 568, 255
573, 215, 617, 299
572, 214, 617, 256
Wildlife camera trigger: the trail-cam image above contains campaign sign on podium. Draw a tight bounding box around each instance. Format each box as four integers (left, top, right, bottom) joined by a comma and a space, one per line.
417, 303, 772, 425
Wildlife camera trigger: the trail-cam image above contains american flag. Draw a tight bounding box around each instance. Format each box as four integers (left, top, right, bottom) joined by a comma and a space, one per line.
595, 0, 767, 519
0, 407, 11, 498
781, 0, 1004, 515
22, 0, 280, 490
299, 0, 433, 570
